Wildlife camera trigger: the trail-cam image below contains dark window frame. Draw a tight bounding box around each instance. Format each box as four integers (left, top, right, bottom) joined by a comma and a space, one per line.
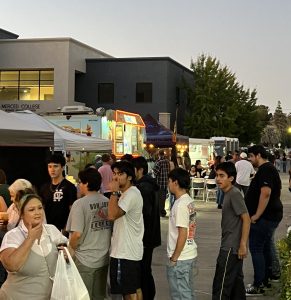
136, 82, 152, 103
98, 83, 114, 104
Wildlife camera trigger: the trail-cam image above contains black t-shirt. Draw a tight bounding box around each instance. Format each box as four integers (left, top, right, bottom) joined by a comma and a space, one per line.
245, 162, 283, 222
40, 178, 77, 230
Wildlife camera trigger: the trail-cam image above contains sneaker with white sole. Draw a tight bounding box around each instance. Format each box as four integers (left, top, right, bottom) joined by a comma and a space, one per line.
245, 284, 264, 297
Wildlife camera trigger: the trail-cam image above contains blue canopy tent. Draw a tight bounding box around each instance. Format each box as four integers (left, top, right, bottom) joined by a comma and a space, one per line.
143, 114, 188, 147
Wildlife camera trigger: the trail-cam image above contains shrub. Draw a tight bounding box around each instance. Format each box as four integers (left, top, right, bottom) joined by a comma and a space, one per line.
277, 232, 291, 300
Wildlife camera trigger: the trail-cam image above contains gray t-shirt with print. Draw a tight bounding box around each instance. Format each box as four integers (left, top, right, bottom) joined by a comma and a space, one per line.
66, 193, 112, 268
221, 186, 248, 253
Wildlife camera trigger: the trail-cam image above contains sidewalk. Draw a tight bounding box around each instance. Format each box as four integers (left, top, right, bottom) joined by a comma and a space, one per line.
152, 172, 291, 299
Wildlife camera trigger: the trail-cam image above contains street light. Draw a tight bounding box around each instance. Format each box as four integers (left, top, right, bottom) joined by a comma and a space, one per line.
278, 143, 281, 148
288, 127, 291, 134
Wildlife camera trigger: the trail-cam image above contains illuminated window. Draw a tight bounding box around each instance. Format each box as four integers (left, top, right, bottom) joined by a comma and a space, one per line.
0, 70, 54, 101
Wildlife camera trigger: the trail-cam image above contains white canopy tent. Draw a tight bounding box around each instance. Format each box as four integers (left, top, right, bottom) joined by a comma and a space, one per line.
11, 111, 112, 152
0, 110, 54, 147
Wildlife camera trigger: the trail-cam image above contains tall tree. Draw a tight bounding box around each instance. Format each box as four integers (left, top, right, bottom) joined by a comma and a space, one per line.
261, 125, 280, 147
184, 55, 268, 145
272, 101, 288, 147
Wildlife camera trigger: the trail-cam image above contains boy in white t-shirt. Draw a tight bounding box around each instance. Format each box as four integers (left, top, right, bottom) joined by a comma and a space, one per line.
108, 161, 144, 300
167, 168, 197, 300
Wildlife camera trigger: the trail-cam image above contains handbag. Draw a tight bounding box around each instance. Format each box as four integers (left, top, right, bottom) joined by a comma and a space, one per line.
50, 247, 90, 300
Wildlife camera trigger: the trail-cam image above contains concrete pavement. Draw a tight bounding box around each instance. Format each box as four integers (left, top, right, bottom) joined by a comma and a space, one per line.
152, 172, 291, 299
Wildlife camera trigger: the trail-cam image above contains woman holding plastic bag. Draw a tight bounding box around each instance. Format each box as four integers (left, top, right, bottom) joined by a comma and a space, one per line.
0, 193, 68, 299
51, 247, 90, 300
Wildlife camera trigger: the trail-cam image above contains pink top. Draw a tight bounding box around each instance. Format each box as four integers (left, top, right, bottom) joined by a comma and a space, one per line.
98, 164, 113, 193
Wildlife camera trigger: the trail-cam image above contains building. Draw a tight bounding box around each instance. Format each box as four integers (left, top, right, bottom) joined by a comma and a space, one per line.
0, 28, 112, 113
0, 28, 193, 135
75, 57, 193, 134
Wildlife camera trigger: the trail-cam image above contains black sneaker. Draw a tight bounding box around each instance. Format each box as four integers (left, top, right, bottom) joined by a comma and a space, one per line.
245, 284, 264, 296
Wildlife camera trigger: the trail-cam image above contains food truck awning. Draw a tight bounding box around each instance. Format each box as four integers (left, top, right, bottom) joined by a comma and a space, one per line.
143, 114, 188, 147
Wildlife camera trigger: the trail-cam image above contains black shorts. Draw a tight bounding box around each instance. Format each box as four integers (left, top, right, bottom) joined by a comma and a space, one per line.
110, 257, 141, 295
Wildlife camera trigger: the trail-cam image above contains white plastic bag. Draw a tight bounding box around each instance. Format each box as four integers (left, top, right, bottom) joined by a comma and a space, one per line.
50, 248, 90, 300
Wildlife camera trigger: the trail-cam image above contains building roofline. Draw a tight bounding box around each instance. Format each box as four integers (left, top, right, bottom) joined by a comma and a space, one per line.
0, 28, 19, 39
86, 57, 193, 74
0, 37, 113, 58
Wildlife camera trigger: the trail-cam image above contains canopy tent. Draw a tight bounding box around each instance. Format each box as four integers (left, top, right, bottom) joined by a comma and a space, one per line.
143, 114, 188, 147
0, 110, 54, 147
11, 111, 112, 152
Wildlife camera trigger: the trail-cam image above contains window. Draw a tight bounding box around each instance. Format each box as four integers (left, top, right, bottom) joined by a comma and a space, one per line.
98, 83, 114, 103
136, 82, 152, 103
0, 70, 54, 101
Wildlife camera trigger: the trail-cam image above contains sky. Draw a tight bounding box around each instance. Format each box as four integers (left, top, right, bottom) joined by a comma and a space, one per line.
2, 0, 291, 113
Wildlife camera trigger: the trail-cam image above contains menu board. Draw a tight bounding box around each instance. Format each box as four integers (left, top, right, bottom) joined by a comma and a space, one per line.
115, 123, 123, 140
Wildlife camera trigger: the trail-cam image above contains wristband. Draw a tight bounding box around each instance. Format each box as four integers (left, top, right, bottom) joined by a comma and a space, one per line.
111, 191, 119, 196
170, 257, 177, 262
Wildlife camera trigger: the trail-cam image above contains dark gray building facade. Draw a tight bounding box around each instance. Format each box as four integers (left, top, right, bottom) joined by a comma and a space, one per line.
75, 57, 193, 135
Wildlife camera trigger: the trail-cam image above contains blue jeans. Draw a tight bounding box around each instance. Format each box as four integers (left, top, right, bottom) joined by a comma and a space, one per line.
167, 258, 197, 300
249, 218, 280, 287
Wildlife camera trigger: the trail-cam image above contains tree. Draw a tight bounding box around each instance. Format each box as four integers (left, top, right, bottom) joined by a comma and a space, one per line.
272, 101, 288, 147
184, 55, 268, 145
260, 125, 280, 147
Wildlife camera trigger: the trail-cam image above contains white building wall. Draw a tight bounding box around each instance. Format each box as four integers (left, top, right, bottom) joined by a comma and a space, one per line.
0, 38, 111, 113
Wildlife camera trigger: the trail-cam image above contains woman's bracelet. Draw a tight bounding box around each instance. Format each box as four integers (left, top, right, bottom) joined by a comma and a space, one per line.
170, 257, 177, 262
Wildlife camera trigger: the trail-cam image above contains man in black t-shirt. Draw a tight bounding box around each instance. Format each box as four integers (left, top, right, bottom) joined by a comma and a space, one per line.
245, 145, 283, 296
40, 154, 77, 231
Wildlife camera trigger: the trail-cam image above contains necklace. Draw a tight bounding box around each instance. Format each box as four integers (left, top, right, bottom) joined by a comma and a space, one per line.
50, 179, 64, 193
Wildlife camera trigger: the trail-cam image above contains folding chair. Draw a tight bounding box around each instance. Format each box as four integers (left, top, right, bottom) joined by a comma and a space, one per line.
205, 178, 217, 202
190, 177, 205, 201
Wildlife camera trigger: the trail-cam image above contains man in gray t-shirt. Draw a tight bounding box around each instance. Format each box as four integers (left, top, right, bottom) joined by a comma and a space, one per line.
66, 168, 112, 300
212, 162, 251, 300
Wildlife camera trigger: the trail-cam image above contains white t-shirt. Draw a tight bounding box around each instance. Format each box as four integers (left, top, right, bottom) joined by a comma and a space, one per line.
167, 193, 198, 260
235, 159, 255, 186
110, 186, 144, 261
0, 223, 67, 256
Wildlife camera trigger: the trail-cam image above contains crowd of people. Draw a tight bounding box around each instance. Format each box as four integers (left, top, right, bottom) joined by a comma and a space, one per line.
0, 145, 289, 299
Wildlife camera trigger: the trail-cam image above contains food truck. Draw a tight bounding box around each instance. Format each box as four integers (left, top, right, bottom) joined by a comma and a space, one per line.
211, 136, 239, 156
44, 106, 146, 158
188, 138, 214, 166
